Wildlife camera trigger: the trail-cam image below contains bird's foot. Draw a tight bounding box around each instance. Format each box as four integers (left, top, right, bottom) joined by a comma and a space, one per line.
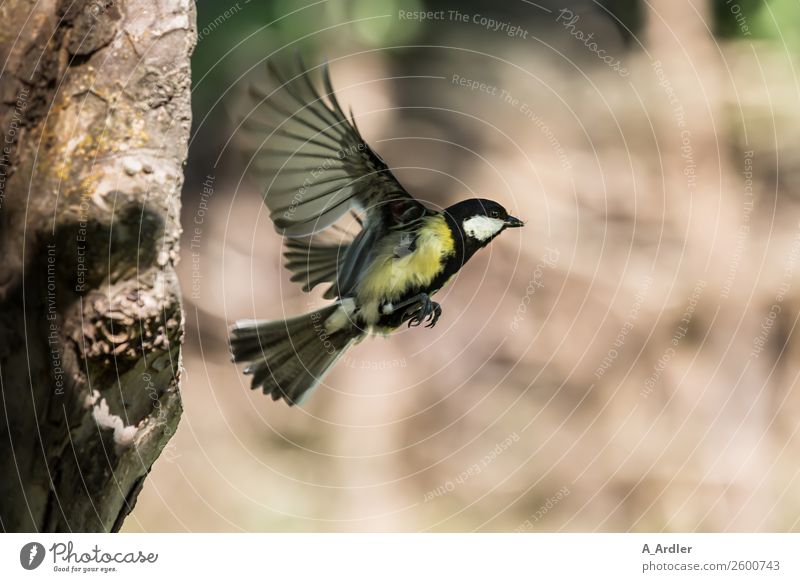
426, 303, 442, 328
405, 294, 441, 328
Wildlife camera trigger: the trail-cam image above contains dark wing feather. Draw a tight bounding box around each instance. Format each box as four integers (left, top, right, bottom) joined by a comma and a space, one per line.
283, 237, 345, 293
242, 56, 425, 237
241, 55, 430, 297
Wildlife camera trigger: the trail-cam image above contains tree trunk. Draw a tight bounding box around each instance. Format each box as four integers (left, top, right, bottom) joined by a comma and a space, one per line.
0, 0, 195, 532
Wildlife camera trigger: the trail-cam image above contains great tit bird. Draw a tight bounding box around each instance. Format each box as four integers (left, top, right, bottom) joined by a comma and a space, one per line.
230, 58, 524, 405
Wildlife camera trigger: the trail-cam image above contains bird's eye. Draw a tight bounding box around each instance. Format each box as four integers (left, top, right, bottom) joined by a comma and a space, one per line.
490, 210, 500, 218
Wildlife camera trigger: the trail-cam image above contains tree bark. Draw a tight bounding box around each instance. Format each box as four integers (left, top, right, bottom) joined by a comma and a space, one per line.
0, 0, 195, 532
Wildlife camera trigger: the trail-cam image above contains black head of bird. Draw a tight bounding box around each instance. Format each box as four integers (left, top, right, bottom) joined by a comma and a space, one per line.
230, 57, 525, 405
444, 198, 525, 249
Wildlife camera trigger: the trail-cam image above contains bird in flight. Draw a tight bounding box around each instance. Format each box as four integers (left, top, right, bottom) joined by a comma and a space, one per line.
230, 57, 524, 405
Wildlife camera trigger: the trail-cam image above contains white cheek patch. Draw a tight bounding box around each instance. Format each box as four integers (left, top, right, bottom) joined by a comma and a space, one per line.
463, 215, 505, 241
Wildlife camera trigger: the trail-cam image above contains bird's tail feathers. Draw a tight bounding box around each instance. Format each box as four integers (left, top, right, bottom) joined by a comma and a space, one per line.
229, 303, 361, 405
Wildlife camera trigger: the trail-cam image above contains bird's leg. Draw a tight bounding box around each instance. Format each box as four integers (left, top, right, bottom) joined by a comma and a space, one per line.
382, 293, 426, 316
382, 293, 442, 328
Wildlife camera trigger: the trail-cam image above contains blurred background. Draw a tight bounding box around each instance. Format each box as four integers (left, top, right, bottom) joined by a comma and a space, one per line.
123, 0, 800, 531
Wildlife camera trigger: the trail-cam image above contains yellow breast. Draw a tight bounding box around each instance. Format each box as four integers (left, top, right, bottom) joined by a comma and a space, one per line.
358, 215, 455, 308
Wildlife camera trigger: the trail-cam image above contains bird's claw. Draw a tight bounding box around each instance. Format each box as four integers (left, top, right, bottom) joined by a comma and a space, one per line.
425, 303, 442, 328
406, 294, 441, 328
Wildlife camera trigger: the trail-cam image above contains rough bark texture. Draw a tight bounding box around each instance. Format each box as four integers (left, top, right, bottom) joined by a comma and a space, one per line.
0, 0, 195, 532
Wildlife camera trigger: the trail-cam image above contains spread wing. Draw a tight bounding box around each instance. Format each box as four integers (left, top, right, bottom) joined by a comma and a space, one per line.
240, 56, 429, 297
242, 56, 425, 236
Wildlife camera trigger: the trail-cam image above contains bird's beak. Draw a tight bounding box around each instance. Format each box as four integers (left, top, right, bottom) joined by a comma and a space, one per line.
504, 215, 525, 228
